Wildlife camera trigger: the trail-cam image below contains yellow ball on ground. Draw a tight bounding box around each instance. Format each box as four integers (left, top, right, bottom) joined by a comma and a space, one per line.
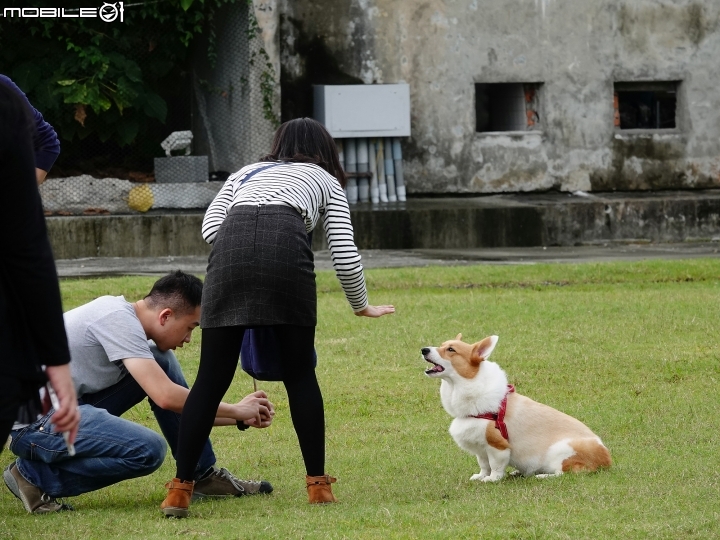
127, 184, 154, 212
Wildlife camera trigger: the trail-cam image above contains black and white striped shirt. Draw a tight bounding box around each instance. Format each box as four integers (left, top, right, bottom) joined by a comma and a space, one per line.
202, 162, 368, 312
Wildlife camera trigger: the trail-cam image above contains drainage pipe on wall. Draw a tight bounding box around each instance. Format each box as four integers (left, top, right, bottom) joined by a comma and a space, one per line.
384, 138, 397, 202
375, 139, 388, 202
336, 139, 345, 172
392, 137, 406, 202
368, 138, 379, 203
356, 137, 370, 203
337, 139, 348, 199
344, 138, 358, 204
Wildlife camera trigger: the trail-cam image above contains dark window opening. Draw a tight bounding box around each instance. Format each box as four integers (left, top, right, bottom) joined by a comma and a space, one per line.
614, 81, 678, 130
475, 83, 541, 132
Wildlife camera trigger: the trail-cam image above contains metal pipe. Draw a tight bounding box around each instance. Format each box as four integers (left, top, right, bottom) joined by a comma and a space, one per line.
356, 137, 369, 203
384, 138, 397, 202
336, 139, 345, 172
336, 139, 347, 198
376, 139, 388, 203
368, 138, 379, 204
344, 138, 358, 204
392, 137, 406, 202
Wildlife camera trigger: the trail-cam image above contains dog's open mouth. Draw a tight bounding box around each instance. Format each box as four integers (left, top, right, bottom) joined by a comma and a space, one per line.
425, 360, 445, 374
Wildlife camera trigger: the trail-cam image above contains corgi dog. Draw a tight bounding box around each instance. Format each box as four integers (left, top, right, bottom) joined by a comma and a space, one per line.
422, 334, 611, 482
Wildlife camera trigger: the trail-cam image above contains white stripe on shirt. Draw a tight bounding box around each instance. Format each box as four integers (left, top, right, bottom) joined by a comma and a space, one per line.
202, 162, 369, 312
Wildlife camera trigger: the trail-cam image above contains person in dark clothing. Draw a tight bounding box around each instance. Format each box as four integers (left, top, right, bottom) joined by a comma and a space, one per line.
0, 79, 79, 461
0, 74, 61, 184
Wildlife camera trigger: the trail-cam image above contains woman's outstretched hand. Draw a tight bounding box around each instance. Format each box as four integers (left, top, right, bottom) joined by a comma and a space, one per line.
355, 304, 395, 318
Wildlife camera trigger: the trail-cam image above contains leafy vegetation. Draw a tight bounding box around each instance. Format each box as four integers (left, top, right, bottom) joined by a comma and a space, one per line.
0, 0, 278, 153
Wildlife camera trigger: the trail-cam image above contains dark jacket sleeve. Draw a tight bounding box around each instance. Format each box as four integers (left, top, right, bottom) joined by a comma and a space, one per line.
0, 80, 70, 380
0, 74, 61, 172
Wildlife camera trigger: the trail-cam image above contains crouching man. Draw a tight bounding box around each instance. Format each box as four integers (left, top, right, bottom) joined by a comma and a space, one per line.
4, 271, 274, 513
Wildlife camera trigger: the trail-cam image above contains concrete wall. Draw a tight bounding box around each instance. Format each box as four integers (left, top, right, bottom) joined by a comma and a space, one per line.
47, 215, 212, 259
192, 0, 280, 173
278, 0, 720, 194
47, 192, 720, 257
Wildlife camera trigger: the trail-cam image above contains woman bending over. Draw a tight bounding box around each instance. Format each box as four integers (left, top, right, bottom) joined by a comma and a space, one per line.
161, 118, 394, 517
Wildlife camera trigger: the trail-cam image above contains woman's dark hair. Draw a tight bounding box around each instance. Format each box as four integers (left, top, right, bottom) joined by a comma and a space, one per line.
260, 117, 347, 187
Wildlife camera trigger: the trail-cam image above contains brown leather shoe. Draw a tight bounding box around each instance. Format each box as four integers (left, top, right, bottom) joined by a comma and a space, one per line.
3, 462, 73, 514
306, 474, 338, 504
160, 478, 195, 518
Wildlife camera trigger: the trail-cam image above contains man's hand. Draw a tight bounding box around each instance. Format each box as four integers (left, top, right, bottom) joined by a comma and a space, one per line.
354, 304, 395, 318
235, 391, 275, 429
45, 364, 80, 444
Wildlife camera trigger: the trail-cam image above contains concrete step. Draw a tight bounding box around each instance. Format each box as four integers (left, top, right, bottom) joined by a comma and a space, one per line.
54, 243, 720, 277
46, 190, 720, 258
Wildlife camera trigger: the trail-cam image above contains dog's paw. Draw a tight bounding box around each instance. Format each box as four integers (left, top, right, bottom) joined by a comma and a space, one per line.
534, 473, 561, 479
480, 474, 503, 483
508, 470, 523, 477
470, 473, 488, 481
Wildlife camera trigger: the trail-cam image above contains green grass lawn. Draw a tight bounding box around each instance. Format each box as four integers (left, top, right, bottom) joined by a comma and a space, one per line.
2, 259, 720, 539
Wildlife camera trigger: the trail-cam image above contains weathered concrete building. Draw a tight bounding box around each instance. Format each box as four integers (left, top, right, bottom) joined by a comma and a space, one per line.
41, 1, 720, 257
276, 0, 720, 195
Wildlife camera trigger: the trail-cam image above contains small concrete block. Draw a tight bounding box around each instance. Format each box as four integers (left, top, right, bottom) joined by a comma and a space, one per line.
151, 182, 223, 209
154, 156, 209, 183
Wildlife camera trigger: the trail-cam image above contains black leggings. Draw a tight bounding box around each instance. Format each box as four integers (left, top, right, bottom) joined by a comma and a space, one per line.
175, 324, 324, 480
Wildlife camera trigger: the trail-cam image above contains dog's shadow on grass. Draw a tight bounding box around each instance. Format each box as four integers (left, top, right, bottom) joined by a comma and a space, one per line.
467, 470, 565, 484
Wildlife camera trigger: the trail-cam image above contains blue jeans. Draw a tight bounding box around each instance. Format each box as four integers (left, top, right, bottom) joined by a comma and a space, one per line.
9, 345, 217, 498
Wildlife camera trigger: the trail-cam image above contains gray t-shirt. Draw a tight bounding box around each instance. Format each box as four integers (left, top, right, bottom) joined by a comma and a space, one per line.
64, 295, 154, 396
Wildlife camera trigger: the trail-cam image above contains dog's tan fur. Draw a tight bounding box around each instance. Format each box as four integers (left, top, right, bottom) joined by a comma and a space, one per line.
563, 439, 612, 473
485, 421, 510, 451
422, 334, 611, 482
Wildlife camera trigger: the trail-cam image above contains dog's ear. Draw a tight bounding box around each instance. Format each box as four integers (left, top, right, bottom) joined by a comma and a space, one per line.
455, 333, 462, 341
472, 335, 499, 363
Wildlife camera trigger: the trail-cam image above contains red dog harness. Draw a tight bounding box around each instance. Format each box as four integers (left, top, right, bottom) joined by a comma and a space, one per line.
469, 384, 515, 441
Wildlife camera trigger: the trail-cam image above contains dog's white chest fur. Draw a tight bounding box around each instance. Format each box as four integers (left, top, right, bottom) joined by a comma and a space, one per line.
439, 361, 508, 419
440, 361, 519, 482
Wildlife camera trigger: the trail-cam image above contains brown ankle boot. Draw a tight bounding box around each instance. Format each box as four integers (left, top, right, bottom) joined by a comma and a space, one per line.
306, 474, 338, 504
160, 478, 195, 518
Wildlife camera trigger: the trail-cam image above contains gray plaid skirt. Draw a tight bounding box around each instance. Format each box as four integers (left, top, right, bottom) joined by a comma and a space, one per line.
201, 205, 316, 328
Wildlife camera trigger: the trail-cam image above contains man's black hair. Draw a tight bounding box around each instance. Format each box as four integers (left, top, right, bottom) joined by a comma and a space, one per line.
144, 270, 203, 316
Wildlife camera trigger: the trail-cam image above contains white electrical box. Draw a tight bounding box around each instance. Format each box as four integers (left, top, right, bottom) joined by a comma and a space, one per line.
313, 84, 411, 138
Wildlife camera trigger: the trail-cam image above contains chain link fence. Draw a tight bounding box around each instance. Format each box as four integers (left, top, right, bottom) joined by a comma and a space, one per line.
40, 2, 276, 216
